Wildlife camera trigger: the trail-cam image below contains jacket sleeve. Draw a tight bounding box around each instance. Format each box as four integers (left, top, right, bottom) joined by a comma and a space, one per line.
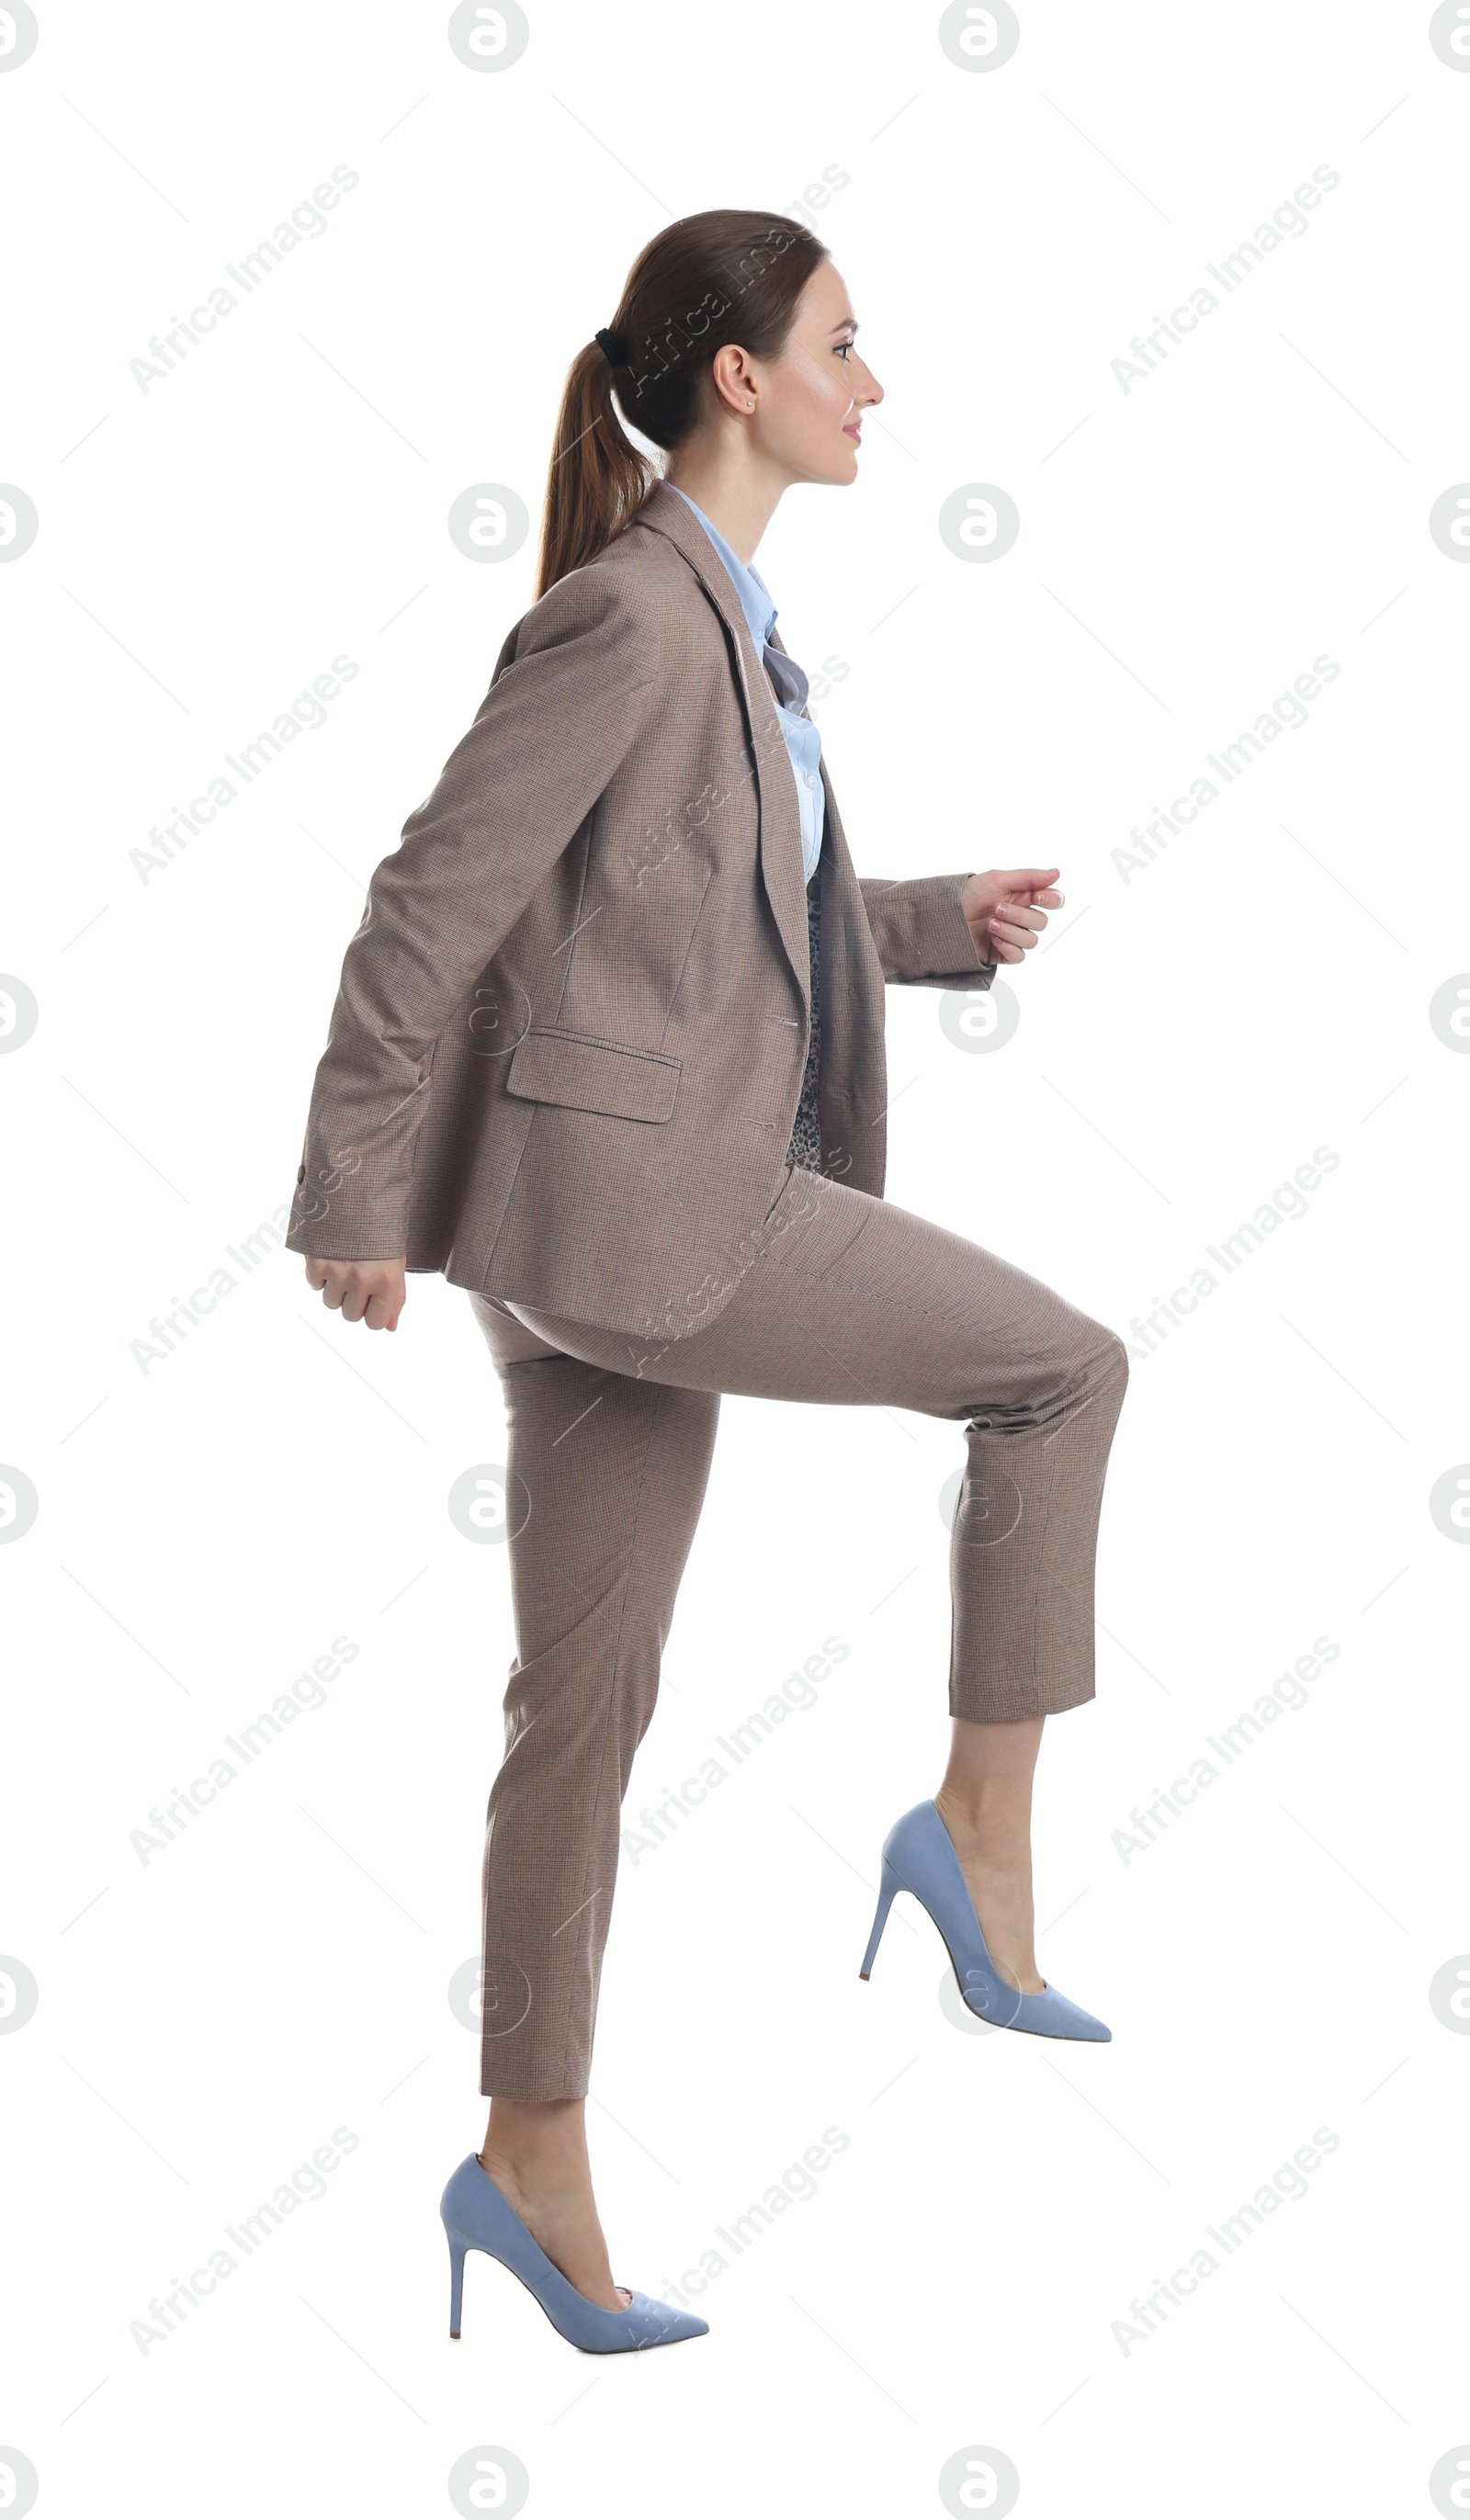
284, 567, 660, 1260
858, 874, 997, 991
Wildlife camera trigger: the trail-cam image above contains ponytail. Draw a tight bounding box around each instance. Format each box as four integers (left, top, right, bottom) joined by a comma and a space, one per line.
534, 341, 653, 600
535, 209, 828, 599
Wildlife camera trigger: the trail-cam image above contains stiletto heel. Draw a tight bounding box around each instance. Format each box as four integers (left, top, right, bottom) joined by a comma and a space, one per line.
438, 2154, 709, 2354
860, 1800, 1112, 2042
447, 2227, 469, 2339
858, 1857, 901, 1979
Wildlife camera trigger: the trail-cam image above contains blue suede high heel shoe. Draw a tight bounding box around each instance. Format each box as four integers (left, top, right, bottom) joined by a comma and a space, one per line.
859, 1799, 1111, 2041
439, 2153, 709, 2353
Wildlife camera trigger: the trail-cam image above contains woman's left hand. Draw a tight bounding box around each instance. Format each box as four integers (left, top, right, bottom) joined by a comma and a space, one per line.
960, 866, 1064, 966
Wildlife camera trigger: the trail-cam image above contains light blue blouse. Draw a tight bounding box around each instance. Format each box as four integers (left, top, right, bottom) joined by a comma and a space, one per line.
668, 484, 825, 884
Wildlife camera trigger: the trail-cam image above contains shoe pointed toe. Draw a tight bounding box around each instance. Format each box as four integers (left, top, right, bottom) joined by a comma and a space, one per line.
1061, 2000, 1113, 2043
1014, 1983, 1112, 2042
1059, 1995, 1111, 2042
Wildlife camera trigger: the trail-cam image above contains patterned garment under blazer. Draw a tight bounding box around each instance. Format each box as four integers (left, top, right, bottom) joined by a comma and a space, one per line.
283, 479, 996, 1344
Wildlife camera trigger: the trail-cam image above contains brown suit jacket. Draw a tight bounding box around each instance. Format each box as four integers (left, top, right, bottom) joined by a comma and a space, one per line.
283, 480, 995, 1340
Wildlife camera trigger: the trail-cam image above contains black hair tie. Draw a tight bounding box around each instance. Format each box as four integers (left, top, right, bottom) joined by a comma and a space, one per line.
594, 326, 628, 366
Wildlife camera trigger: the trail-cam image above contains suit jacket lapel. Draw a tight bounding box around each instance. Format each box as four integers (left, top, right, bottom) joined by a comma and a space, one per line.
631, 482, 811, 1013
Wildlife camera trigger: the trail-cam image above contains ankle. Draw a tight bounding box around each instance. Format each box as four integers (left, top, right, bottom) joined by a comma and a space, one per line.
933, 1789, 1030, 1870
481, 2097, 590, 2192
478, 2141, 589, 2205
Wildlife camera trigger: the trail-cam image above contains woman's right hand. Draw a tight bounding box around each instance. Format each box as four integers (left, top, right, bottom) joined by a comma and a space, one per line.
303, 1256, 408, 1332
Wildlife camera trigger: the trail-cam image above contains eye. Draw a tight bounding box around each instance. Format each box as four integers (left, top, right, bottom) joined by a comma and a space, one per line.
835, 338, 854, 361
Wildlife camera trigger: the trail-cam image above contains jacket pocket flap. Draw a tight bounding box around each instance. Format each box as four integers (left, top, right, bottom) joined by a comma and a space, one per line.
504, 1027, 682, 1124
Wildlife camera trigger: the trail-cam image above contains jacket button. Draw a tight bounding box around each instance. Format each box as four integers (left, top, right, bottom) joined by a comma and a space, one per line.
297, 1164, 306, 1183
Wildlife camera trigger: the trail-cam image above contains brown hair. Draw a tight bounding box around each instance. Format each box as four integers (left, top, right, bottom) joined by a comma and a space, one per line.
535, 209, 830, 598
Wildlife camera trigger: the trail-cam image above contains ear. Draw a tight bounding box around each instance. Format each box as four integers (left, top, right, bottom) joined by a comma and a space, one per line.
709, 341, 756, 416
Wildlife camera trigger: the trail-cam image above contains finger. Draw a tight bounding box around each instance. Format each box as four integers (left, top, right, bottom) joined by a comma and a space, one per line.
1027, 886, 1063, 909
989, 919, 1040, 954
993, 866, 1059, 894
340, 1278, 368, 1324
996, 901, 1048, 932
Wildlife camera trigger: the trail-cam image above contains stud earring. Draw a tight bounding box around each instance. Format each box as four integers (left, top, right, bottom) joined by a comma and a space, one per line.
746, 398, 754, 409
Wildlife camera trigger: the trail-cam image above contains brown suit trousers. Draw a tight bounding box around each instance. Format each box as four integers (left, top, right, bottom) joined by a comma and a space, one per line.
469, 1160, 1128, 2099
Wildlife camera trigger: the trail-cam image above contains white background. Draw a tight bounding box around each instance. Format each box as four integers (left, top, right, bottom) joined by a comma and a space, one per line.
3, 2, 1467, 2514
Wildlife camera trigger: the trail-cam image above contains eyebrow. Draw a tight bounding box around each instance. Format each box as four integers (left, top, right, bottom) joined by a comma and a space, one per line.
830, 319, 859, 335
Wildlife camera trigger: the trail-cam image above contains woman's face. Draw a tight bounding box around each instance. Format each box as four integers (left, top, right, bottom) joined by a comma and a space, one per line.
751, 259, 884, 486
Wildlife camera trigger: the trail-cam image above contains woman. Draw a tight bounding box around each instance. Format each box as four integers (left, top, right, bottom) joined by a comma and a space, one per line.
285, 209, 1129, 2355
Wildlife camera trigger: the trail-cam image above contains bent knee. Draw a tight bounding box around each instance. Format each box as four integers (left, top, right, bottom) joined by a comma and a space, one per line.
1088, 1327, 1129, 1388
965, 1321, 1128, 1433
1071, 1326, 1129, 1410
